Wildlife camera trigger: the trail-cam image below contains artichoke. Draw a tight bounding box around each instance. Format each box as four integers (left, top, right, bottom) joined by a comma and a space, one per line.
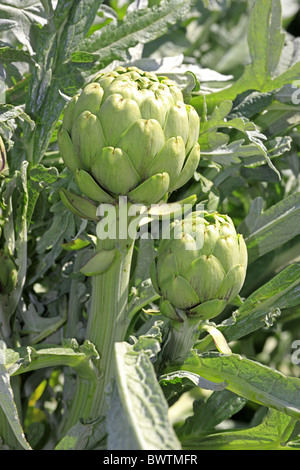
151, 211, 248, 322
58, 66, 200, 206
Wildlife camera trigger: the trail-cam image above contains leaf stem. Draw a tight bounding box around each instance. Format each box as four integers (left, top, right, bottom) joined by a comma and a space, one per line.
88, 236, 135, 418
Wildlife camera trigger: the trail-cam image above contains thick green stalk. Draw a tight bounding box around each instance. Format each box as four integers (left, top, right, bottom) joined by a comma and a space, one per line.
87, 235, 135, 417
163, 316, 201, 363
60, 211, 135, 434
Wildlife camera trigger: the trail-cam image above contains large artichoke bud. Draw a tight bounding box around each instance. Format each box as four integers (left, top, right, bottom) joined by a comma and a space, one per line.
151, 211, 248, 323
58, 66, 200, 207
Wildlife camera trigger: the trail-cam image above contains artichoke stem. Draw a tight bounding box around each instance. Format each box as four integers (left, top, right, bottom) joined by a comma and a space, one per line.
88, 236, 135, 417
60, 221, 135, 434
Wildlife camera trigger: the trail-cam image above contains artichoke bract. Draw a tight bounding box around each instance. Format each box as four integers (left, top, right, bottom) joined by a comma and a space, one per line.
58, 66, 200, 206
151, 211, 248, 322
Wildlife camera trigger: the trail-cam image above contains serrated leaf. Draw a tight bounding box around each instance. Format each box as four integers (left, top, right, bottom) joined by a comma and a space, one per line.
197, 263, 300, 351
241, 192, 300, 263
165, 351, 300, 420
237, 263, 300, 319
0, 1, 48, 54
0, 162, 29, 336
191, 0, 300, 113
181, 408, 298, 450
20, 303, 67, 346
248, 0, 285, 82
199, 100, 267, 153
199, 99, 281, 176
177, 389, 247, 439
0, 104, 34, 128
0, 47, 34, 64
24, 0, 104, 163
197, 263, 300, 353
130, 320, 163, 362
230, 90, 275, 119
29, 206, 76, 285
0, 19, 17, 32
78, 0, 196, 70
27, 164, 58, 225
4, 340, 99, 382
200, 140, 265, 165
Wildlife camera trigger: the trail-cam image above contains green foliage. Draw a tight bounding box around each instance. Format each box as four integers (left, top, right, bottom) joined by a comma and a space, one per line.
0, 0, 300, 451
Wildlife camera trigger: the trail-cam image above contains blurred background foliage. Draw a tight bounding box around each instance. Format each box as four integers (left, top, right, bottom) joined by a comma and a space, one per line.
103, 0, 300, 80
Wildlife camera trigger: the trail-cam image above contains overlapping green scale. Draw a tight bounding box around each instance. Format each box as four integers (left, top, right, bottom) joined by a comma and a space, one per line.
151, 211, 248, 321
72, 111, 105, 170
58, 66, 200, 207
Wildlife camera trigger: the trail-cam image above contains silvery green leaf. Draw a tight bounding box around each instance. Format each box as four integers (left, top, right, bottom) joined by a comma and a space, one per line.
110, 342, 181, 450
165, 351, 300, 420
242, 192, 300, 263
180, 408, 298, 450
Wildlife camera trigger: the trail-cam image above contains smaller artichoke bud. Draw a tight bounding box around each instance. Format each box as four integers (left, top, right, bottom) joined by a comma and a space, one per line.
151, 211, 247, 323
0, 250, 18, 295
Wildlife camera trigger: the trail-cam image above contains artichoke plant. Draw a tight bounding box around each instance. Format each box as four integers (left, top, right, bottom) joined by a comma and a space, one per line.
151, 211, 248, 323
58, 66, 200, 207
57, 66, 202, 429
